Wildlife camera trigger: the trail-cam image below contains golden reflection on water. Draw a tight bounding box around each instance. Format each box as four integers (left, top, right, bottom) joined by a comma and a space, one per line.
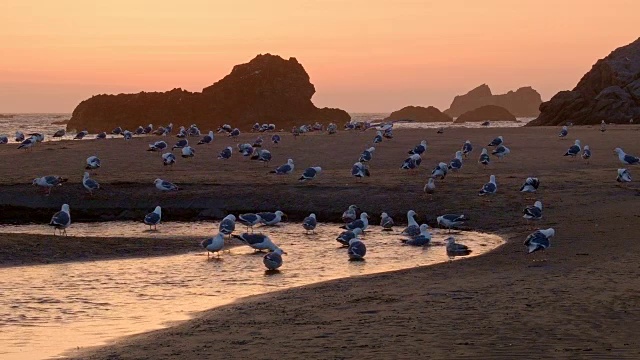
0, 222, 503, 360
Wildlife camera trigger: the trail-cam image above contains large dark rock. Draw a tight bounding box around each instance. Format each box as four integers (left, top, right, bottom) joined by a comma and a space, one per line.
453, 105, 517, 123
445, 84, 542, 117
529, 37, 640, 126
384, 106, 452, 123
67, 54, 350, 132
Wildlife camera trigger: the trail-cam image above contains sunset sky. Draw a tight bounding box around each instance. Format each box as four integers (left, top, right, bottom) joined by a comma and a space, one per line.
1, 0, 638, 113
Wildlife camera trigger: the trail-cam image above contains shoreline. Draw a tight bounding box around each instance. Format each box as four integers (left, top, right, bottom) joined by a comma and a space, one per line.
1, 126, 639, 358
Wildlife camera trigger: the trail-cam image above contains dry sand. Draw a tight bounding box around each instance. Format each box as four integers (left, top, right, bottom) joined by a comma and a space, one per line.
1, 125, 640, 358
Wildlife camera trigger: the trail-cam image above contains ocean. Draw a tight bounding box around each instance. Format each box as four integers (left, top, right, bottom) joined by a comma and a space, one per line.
0, 113, 532, 142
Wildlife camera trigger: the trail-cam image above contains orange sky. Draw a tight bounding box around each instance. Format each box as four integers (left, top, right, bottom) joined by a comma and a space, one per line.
1, 0, 638, 113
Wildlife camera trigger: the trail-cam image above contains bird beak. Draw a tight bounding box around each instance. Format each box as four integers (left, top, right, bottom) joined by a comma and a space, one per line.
283, 251, 288, 255
282, 213, 288, 221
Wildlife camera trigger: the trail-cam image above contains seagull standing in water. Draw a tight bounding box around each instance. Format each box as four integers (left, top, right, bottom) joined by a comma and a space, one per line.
263, 248, 286, 270
563, 139, 581, 158
336, 228, 362, 246
342, 205, 358, 223
219, 215, 236, 237
437, 214, 467, 233
201, 233, 225, 258
342, 212, 369, 231
258, 211, 286, 226
478, 175, 497, 196
154, 178, 178, 191
49, 204, 71, 236
402, 224, 431, 246
144, 206, 162, 230
401, 210, 420, 237
82, 172, 100, 195
380, 212, 394, 231
445, 236, 472, 260
233, 233, 282, 252
237, 213, 262, 232
462, 140, 473, 158
347, 236, 367, 261
614, 148, 639, 165
299, 167, 322, 181
302, 213, 317, 234
617, 168, 632, 183
478, 148, 490, 166
524, 228, 555, 255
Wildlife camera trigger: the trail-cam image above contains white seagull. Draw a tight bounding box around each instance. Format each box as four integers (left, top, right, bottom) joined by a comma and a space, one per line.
49, 204, 71, 236
219, 214, 236, 237
201, 233, 225, 258
524, 228, 555, 254
478, 175, 497, 196
478, 148, 490, 166
437, 214, 467, 232
162, 152, 176, 166
617, 168, 632, 183
263, 248, 286, 270
144, 206, 162, 230
154, 178, 178, 191
563, 139, 581, 157
380, 212, 394, 231
270, 159, 294, 175
402, 224, 431, 246
82, 172, 100, 195
32, 176, 67, 195
232, 233, 282, 252
299, 167, 322, 181
614, 148, 639, 165
347, 237, 367, 261
302, 213, 317, 234
342, 205, 358, 223
401, 210, 420, 237
85, 156, 101, 170
342, 212, 369, 231
488, 136, 503, 147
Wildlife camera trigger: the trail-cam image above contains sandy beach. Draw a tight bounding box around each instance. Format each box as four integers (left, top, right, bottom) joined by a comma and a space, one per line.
1, 125, 640, 358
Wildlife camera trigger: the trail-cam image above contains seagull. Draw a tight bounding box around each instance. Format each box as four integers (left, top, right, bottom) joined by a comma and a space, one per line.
258, 211, 286, 226
401, 154, 422, 170
409, 140, 428, 155
144, 206, 162, 230
478, 175, 497, 196
449, 151, 463, 171
172, 139, 188, 150
617, 168, 632, 183
219, 214, 236, 237
492, 145, 510, 159
229, 128, 240, 137
271, 134, 281, 144
436, 127, 444, 134
520, 177, 540, 193
347, 237, 367, 261
523, 201, 543, 228
0, 136, 7, 144
352, 161, 370, 179
582, 145, 591, 162
252, 136, 263, 148
32, 176, 67, 195
342, 212, 369, 231
270, 159, 294, 174
85, 156, 101, 170
96, 132, 107, 140
135, 126, 144, 135
424, 178, 436, 196
17, 136, 37, 150
181, 146, 195, 158
201, 233, 225, 258
263, 248, 286, 270
162, 152, 176, 166
342, 205, 359, 223
478, 148, 490, 166
359, 147, 375, 163
217, 124, 232, 133
112, 127, 123, 135
462, 140, 473, 158
380, 212, 394, 231
600, 120, 607, 133
15, 131, 24, 142
154, 178, 178, 191
232, 233, 281, 252
437, 214, 467, 233
558, 126, 568, 139
384, 129, 394, 138
488, 136, 503, 147
302, 213, 317, 234
563, 140, 581, 157
74, 130, 88, 140
82, 172, 100, 195
218, 146, 233, 160
336, 228, 363, 246
373, 131, 383, 144
614, 148, 639, 165
402, 224, 431, 246
53, 129, 66, 138
524, 228, 555, 254
431, 162, 448, 179
29, 133, 44, 142
401, 210, 420, 237
237, 213, 262, 232
143, 124, 153, 134
299, 167, 322, 181
251, 149, 272, 164
445, 236, 472, 259
238, 143, 254, 157
123, 130, 133, 140
49, 204, 71, 236
148, 141, 168, 151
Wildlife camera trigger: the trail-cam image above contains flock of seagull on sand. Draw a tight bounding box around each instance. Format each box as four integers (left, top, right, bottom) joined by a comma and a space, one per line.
11, 117, 640, 269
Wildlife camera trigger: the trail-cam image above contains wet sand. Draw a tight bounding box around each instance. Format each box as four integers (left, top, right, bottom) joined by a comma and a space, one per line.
1, 125, 640, 358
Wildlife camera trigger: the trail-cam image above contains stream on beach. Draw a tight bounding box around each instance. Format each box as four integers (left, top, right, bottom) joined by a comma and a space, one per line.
0, 221, 503, 360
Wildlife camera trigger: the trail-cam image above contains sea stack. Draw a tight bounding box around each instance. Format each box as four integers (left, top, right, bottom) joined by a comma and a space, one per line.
529, 37, 640, 126
66, 54, 351, 132
384, 106, 453, 123
454, 105, 517, 123
444, 84, 542, 117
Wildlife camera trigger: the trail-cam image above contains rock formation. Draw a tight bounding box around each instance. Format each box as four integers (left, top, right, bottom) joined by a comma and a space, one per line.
453, 105, 517, 123
66, 54, 350, 132
529, 37, 640, 126
384, 106, 452, 123
445, 84, 542, 117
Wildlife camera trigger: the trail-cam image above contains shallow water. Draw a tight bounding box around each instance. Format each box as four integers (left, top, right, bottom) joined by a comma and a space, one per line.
0, 222, 503, 360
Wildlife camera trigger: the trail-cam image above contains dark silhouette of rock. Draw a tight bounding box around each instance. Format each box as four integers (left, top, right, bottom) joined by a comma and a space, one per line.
384, 106, 452, 123
453, 105, 517, 123
445, 84, 542, 117
67, 54, 350, 133
530, 37, 640, 126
